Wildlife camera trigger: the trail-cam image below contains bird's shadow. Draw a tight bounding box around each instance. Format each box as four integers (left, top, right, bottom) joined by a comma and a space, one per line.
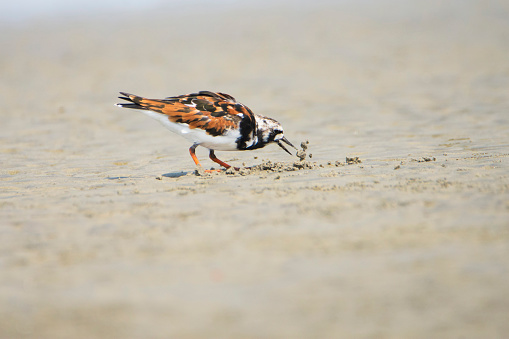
162, 171, 190, 178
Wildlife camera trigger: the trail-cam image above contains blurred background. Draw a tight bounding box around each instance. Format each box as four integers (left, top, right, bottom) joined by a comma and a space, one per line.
1, 0, 508, 338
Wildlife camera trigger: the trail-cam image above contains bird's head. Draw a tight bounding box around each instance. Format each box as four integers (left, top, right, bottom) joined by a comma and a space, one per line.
256, 116, 296, 155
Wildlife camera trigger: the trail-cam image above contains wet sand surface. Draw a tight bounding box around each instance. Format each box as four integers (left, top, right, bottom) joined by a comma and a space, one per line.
1, 1, 509, 338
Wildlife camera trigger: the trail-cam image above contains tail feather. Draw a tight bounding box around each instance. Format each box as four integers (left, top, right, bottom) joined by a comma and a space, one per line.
116, 92, 149, 110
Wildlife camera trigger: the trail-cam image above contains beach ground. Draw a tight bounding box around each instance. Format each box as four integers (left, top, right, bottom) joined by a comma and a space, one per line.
1, 1, 509, 338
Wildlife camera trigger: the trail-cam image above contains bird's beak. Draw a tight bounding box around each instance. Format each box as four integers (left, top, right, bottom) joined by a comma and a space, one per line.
277, 137, 297, 155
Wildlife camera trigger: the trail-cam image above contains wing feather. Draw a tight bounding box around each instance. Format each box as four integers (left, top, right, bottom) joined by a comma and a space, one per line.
118, 91, 255, 137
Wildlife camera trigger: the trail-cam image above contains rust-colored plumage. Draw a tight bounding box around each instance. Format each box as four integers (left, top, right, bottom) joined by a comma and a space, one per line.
118, 91, 255, 137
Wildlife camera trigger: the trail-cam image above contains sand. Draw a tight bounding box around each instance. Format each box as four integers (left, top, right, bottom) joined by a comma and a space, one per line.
1, 0, 509, 338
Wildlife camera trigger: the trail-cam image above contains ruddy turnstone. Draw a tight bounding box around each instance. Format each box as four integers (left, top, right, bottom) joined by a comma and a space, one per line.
116, 91, 296, 169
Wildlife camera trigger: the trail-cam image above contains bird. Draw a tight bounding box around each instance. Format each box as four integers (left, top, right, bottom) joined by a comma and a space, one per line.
116, 91, 296, 170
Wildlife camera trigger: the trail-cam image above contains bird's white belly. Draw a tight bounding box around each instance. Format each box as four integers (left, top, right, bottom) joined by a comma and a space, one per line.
140, 110, 240, 151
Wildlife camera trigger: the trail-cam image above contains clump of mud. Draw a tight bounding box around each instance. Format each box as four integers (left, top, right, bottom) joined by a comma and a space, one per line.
346, 157, 362, 165
296, 150, 307, 161
411, 156, 436, 162
297, 140, 313, 160
221, 139, 317, 175
326, 156, 362, 167
249, 158, 317, 173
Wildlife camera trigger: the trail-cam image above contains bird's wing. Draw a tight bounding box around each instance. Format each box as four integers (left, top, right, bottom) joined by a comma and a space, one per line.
117, 91, 255, 136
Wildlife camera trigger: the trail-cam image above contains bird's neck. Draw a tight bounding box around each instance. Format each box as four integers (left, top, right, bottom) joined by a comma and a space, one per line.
236, 114, 271, 150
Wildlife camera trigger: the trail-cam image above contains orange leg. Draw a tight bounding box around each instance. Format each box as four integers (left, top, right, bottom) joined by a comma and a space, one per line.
209, 150, 231, 169
189, 146, 228, 172
189, 145, 202, 166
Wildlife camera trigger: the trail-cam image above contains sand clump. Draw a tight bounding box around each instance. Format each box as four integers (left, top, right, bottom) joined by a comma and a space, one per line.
219, 139, 318, 175
326, 156, 363, 167
412, 156, 436, 162
346, 157, 362, 165
296, 150, 307, 161
196, 139, 366, 176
